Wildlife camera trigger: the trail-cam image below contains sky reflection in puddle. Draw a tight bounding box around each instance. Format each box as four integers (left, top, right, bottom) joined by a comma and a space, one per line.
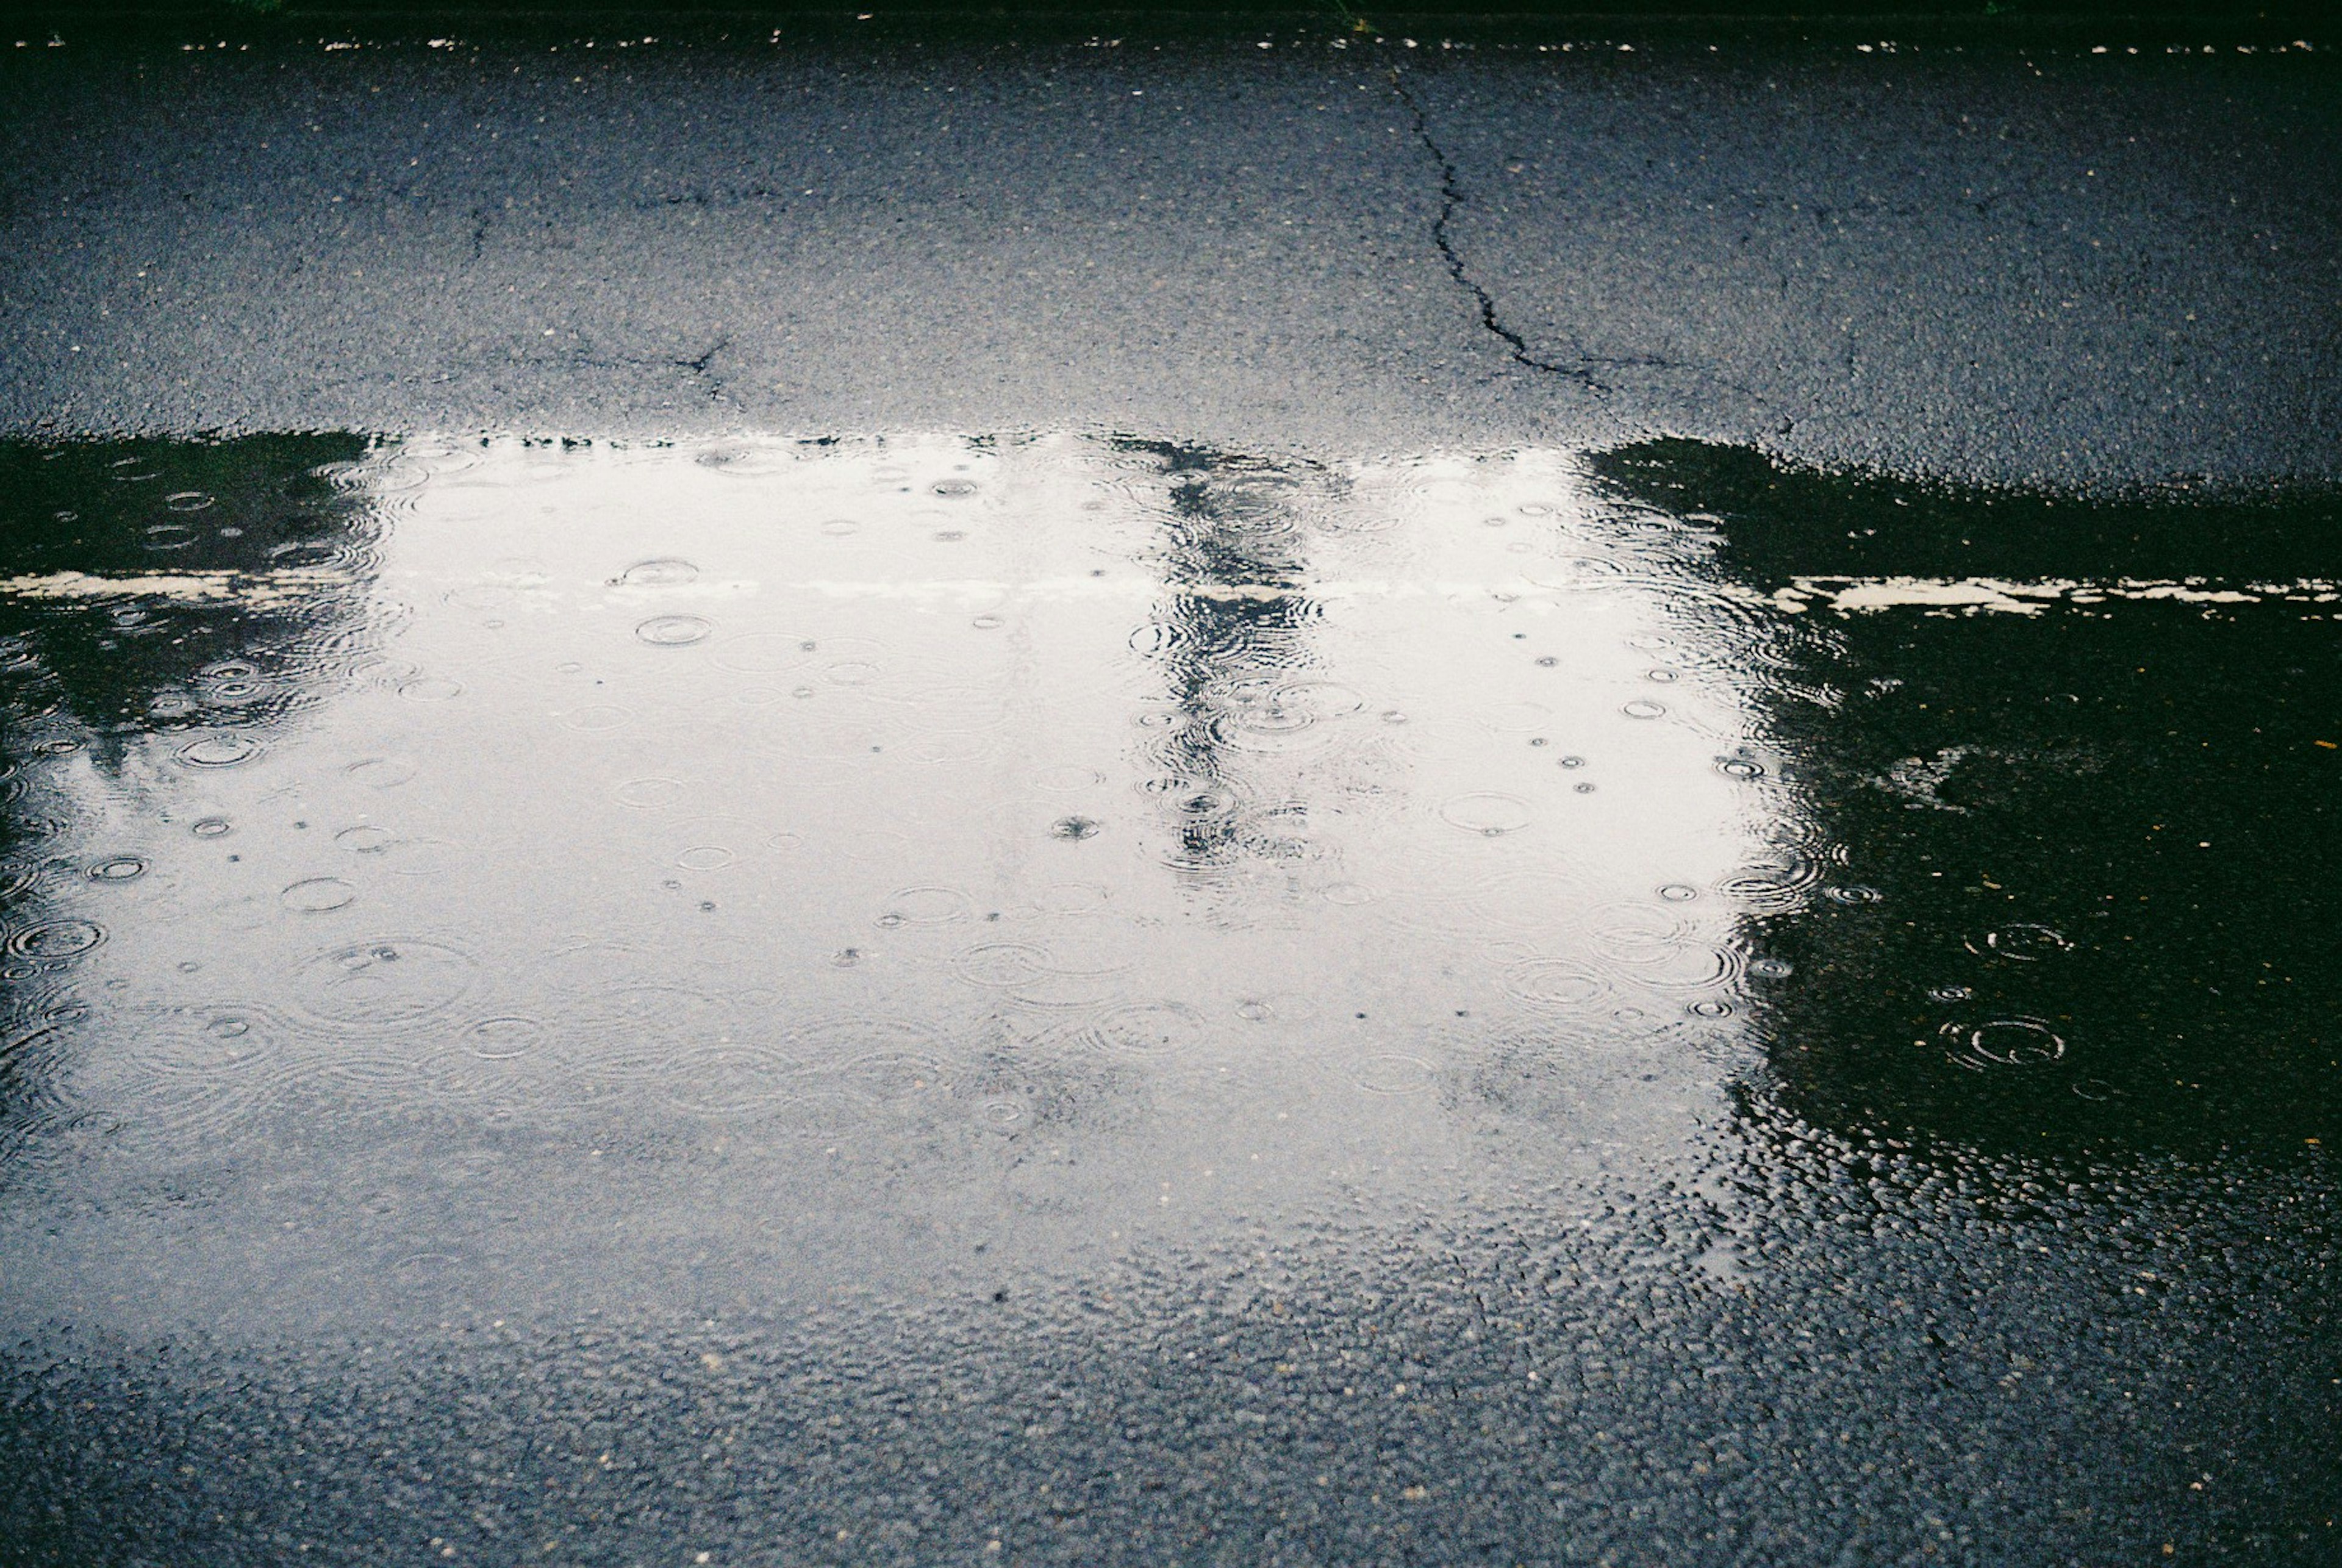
1, 431, 2332, 1326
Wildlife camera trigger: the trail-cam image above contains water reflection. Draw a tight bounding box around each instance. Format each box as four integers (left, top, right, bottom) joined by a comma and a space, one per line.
5, 429, 2329, 1323
0, 434, 379, 740
1, 435, 385, 1164
1120, 438, 1322, 884
1592, 439, 2341, 1159
4, 421, 2337, 1568
0, 433, 1776, 1311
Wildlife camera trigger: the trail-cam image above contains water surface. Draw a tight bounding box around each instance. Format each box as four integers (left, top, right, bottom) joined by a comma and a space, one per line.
2, 431, 2335, 1563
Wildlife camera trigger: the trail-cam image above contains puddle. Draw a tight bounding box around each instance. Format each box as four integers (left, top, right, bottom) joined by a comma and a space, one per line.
1588, 439, 2342, 1158
4, 432, 2336, 1230
4, 433, 2337, 1198
1, 428, 2336, 1558
0, 433, 1754, 1272
0, 431, 2332, 1568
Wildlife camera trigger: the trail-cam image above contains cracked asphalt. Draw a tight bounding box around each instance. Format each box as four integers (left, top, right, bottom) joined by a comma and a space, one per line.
2, 18, 2340, 1568
5, 27, 2336, 476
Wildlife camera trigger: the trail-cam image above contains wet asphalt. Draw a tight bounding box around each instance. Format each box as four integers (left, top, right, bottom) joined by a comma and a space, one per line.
5, 24, 2338, 477
2, 17, 2340, 1568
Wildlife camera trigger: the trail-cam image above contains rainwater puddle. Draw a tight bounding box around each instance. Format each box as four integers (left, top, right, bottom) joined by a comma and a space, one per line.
0, 431, 2333, 1322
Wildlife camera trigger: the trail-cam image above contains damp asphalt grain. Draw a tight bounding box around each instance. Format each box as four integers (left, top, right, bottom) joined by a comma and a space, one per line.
4, 25, 2338, 478
2, 18, 2339, 1568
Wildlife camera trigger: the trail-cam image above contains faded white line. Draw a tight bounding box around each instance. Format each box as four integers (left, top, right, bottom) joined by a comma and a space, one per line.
0, 567, 356, 609
18, 568, 2335, 619
1771, 576, 2342, 616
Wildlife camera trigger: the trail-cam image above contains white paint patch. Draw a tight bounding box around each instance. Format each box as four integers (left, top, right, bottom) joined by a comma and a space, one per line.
0, 567, 355, 609
1771, 576, 2341, 616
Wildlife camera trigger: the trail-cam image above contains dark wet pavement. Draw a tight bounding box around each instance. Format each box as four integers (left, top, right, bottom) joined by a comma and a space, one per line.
7, 26, 2338, 476
4, 20, 2340, 1568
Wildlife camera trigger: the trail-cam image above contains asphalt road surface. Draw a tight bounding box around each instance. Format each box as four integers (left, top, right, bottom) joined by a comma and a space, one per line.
2, 16, 2337, 1567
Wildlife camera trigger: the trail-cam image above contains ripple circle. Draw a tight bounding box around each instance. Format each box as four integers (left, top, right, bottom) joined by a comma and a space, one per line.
294, 939, 478, 1029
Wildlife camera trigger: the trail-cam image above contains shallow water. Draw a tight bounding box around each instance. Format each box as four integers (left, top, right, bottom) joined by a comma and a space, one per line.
3, 431, 2338, 1562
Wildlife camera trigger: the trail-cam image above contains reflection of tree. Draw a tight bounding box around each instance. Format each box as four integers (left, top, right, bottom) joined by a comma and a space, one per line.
0, 435, 379, 753
1115, 439, 1322, 879
1593, 440, 2341, 1160
1, 434, 379, 1158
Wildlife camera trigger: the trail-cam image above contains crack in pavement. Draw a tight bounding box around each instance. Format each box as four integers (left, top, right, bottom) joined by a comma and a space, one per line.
1389, 68, 1683, 395
550, 333, 734, 405
674, 335, 729, 399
